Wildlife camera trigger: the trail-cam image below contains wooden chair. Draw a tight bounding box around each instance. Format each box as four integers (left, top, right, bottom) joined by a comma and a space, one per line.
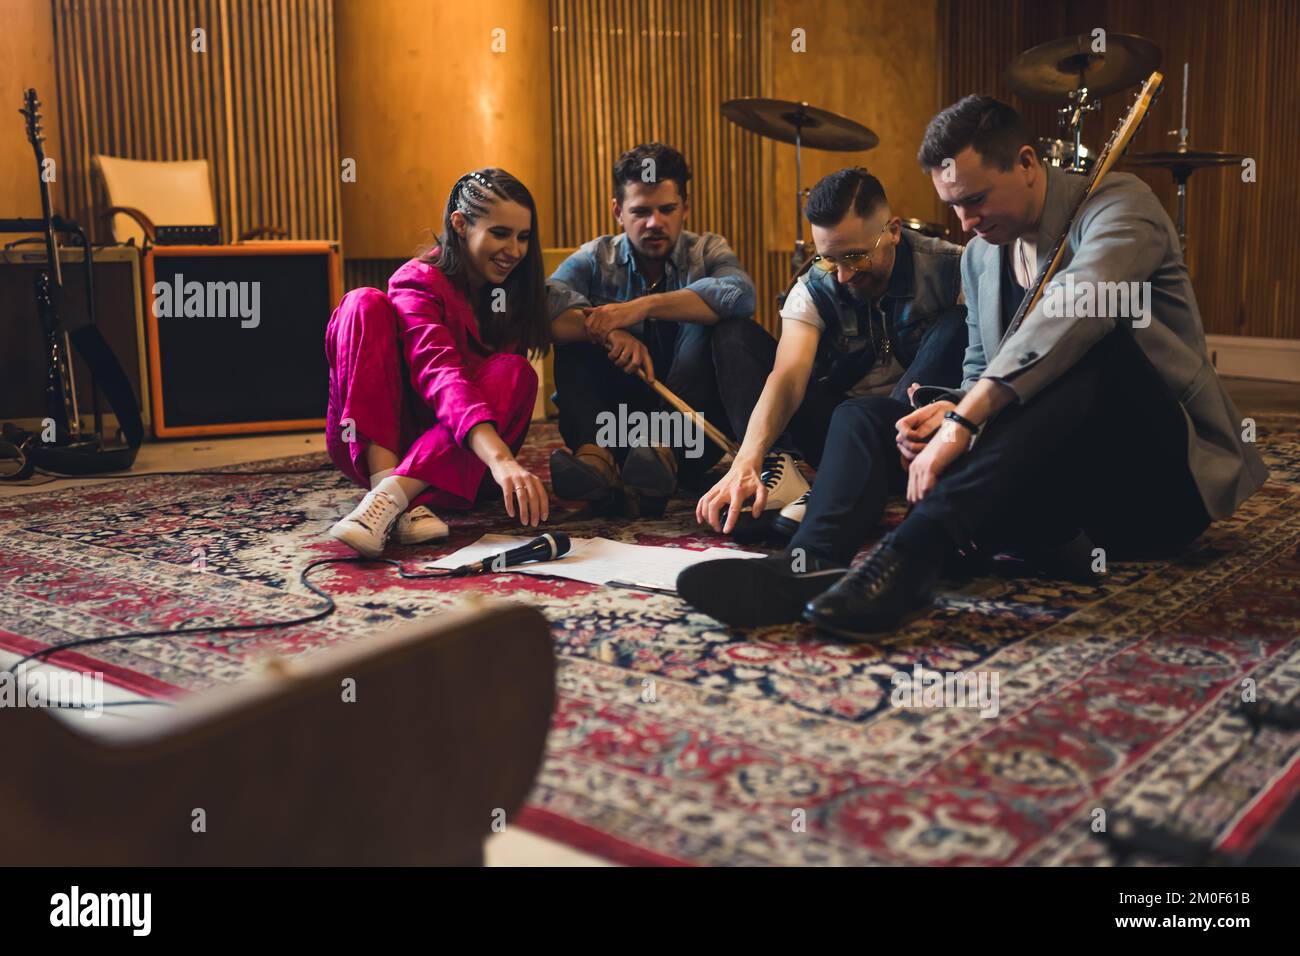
0, 602, 555, 865
93, 155, 286, 245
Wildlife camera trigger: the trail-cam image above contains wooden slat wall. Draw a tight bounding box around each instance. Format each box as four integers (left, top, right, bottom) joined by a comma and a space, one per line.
343, 257, 407, 294
549, 0, 786, 331
940, 0, 1299, 339
52, 0, 340, 245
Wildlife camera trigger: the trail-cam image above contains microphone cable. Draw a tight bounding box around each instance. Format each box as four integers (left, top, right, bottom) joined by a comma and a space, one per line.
1, 553, 477, 712
2, 461, 562, 711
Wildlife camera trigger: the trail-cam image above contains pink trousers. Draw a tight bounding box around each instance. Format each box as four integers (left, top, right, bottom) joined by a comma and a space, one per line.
325, 288, 537, 511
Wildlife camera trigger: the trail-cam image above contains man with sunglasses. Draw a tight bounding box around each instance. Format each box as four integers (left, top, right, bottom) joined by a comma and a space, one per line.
682, 168, 967, 624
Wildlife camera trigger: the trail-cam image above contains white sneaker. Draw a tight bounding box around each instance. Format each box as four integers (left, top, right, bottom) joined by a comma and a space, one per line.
760, 452, 810, 512
392, 505, 449, 545
773, 489, 809, 537
329, 489, 405, 558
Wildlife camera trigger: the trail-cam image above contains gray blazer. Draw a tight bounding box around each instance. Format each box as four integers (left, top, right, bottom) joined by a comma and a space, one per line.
951, 165, 1268, 521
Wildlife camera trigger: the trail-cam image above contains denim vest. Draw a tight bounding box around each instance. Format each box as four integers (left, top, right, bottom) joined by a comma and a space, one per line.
803, 230, 963, 393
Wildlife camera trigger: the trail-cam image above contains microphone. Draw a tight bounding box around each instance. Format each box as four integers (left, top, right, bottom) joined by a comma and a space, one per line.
461, 532, 571, 574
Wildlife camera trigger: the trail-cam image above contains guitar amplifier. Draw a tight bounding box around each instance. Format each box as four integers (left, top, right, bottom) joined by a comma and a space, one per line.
154, 225, 222, 245
144, 242, 341, 438
0, 244, 151, 432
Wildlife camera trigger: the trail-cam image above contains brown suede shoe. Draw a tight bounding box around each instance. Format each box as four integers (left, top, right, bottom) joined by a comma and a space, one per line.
620, 445, 678, 498
549, 443, 619, 501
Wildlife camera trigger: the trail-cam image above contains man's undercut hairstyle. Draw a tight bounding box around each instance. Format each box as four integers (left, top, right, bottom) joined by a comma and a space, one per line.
613, 143, 691, 203
804, 167, 888, 228
917, 95, 1038, 172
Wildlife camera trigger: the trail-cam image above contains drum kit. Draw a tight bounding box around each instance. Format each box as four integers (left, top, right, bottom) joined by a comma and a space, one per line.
720, 31, 1242, 275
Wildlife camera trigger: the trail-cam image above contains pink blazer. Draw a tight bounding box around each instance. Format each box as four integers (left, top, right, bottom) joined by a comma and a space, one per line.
386, 256, 520, 446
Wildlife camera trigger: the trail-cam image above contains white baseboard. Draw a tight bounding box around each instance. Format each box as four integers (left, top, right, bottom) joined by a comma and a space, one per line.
1205, 335, 1300, 383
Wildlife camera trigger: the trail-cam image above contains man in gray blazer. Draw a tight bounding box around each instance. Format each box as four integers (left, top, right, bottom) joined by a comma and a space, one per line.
800, 94, 1268, 638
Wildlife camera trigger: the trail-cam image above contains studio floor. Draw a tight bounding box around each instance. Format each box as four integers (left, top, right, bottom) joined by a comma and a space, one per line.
7, 374, 1300, 868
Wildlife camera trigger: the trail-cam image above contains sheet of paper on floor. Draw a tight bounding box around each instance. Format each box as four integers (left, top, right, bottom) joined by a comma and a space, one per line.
424, 534, 765, 591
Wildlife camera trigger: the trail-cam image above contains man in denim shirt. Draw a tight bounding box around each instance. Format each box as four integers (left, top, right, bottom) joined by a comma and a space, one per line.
548, 142, 774, 513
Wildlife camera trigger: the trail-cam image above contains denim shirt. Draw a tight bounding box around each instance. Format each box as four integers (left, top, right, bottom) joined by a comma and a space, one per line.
546, 230, 757, 325
798, 230, 964, 393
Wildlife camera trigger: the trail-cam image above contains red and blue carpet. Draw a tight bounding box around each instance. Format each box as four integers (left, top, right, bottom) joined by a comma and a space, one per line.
2, 418, 1298, 865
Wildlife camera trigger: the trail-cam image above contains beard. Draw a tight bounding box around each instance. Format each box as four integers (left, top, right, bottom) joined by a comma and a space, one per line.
635, 232, 672, 259
843, 273, 881, 301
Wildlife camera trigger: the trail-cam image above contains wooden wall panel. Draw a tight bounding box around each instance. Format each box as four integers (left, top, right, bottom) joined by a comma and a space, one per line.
0, 0, 61, 239
549, 0, 783, 329
333, 0, 555, 262
940, 0, 1299, 340
548, 0, 949, 331
51, 0, 339, 246
768, 0, 946, 251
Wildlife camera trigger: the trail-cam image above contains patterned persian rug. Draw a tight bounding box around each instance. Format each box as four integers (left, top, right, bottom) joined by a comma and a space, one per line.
2, 418, 1298, 866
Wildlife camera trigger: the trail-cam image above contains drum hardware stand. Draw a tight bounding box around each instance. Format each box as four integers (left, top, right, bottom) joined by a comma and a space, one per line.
1057, 85, 1101, 174
1122, 62, 1244, 258
791, 104, 810, 274
1168, 62, 1192, 252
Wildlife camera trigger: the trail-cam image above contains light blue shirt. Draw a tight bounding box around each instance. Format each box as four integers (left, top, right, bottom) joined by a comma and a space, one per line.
546, 230, 756, 324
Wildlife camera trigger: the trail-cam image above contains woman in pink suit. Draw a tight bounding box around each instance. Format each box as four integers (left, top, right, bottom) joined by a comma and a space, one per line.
326, 168, 551, 558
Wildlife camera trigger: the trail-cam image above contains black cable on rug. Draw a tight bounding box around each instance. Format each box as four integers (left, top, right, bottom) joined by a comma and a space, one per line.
2, 555, 473, 712
33, 463, 338, 479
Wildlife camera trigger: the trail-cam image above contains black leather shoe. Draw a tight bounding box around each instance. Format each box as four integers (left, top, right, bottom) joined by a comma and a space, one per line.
677, 552, 846, 628
802, 538, 941, 639
1025, 529, 1100, 582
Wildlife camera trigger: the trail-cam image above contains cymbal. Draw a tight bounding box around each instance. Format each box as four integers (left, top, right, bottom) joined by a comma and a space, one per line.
721, 97, 878, 151
1006, 33, 1161, 101
1121, 146, 1245, 169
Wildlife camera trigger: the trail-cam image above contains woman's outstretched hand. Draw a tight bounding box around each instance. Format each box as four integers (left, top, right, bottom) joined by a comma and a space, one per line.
468, 421, 550, 528
489, 457, 550, 528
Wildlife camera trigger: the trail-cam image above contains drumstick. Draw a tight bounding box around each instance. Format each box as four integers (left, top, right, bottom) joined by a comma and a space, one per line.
602, 339, 739, 456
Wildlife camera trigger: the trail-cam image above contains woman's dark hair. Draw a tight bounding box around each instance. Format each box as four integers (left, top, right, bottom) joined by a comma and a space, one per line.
612, 143, 692, 203
804, 167, 888, 227
421, 167, 550, 358
917, 95, 1037, 172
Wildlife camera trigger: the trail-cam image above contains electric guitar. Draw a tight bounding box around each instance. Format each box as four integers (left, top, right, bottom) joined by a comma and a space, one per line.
20, 87, 81, 442
1004, 70, 1165, 341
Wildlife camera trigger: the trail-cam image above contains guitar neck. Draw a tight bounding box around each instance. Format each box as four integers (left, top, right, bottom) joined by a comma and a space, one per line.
1004, 70, 1164, 340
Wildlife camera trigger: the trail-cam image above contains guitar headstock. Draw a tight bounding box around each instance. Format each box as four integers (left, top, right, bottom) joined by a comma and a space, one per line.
1091, 72, 1164, 169
20, 87, 44, 151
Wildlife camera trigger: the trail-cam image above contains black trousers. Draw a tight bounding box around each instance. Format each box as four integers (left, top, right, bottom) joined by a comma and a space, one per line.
554, 305, 967, 480
721, 302, 970, 468
793, 326, 1212, 566
554, 316, 770, 479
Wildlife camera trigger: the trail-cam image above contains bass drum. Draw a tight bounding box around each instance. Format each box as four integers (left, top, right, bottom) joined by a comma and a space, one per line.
1038, 137, 1094, 173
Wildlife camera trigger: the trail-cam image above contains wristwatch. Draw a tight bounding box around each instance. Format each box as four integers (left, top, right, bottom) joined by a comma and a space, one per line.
943, 409, 981, 437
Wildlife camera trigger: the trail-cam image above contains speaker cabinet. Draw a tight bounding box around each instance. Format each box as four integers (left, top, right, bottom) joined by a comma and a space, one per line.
144, 242, 341, 438
0, 244, 150, 433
